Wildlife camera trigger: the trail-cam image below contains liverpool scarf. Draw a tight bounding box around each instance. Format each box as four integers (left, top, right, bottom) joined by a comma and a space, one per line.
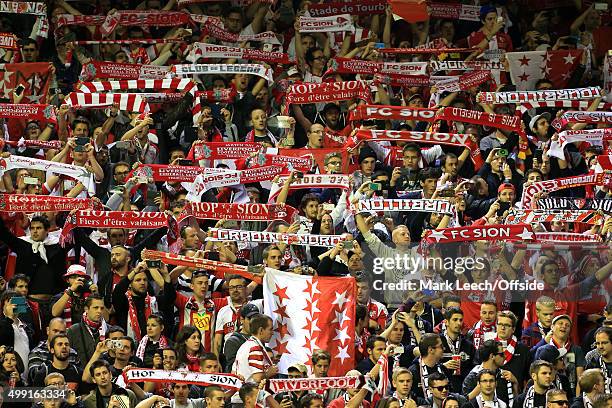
79, 61, 170, 81
123, 368, 242, 391
348, 105, 437, 122
325, 57, 428, 76
424, 224, 535, 244
207, 228, 344, 247
373, 73, 431, 87
190, 142, 260, 160
183, 202, 298, 223
431, 71, 493, 93
0, 103, 57, 123
476, 87, 602, 104
266, 376, 365, 394
172, 64, 274, 83
130, 163, 212, 183
355, 199, 453, 214
0, 194, 96, 212
497, 335, 517, 365
521, 173, 604, 207
187, 42, 291, 64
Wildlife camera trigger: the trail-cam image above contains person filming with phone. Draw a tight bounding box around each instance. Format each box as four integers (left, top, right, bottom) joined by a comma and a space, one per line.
0, 290, 34, 375
51, 265, 98, 327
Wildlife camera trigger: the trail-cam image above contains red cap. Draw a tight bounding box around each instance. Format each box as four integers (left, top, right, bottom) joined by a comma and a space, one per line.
63, 264, 87, 279
497, 183, 516, 194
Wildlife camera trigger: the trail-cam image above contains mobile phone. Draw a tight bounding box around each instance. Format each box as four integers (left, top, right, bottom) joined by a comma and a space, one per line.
262, 43, 273, 52
497, 149, 508, 157
204, 251, 220, 261
439, 188, 456, 198
75, 137, 89, 146
14, 84, 25, 97
369, 182, 382, 191
594, 2, 608, 11
294, 171, 304, 179
177, 159, 193, 166
322, 203, 335, 211
393, 345, 405, 355
374, 42, 385, 49
105, 339, 124, 350
10, 297, 28, 315
146, 259, 162, 269
497, 201, 511, 216
74, 145, 86, 152
137, 176, 149, 185
342, 240, 354, 250
497, 16, 504, 23
23, 176, 39, 185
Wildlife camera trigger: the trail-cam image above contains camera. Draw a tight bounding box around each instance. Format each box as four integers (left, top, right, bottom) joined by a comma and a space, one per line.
76, 277, 93, 293
105, 339, 124, 350
146, 259, 162, 269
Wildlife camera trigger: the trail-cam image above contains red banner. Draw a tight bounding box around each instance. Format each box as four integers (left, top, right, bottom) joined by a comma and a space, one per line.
285, 81, 371, 106
188, 43, 291, 64
267, 148, 350, 174
349, 105, 437, 122
521, 173, 605, 207
424, 224, 535, 243
0, 32, 17, 50
130, 164, 207, 183
191, 142, 261, 160
534, 232, 602, 242
372, 73, 431, 87
438, 107, 521, 132
0, 103, 56, 123
476, 87, 602, 104
0, 194, 96, 212
325, 57, 428, 76
505, 209, 603, 225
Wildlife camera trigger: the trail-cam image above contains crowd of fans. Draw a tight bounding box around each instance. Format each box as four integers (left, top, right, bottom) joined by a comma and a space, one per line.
0, 0, 610, 407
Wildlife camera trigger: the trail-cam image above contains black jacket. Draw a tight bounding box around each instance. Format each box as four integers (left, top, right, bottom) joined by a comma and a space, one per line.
0, 316, 35, 350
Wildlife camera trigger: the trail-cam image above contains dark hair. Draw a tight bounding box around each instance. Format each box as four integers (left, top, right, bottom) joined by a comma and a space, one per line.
444, 307, 464, 321
366, 335, 387, 352
305, 47, 324, 64
71, 116, 91, 132
112, 161, 130, 175
199, 352, 218, 366
147, 313, 164, 327
1, 347, 25, 375
175, 325, 202, 364
374, 397, 401, 408
119, 336, 135, 353
239, 382, 258, 401
524, 168, 543, 182
249, 314, 272, 336
0, 291, 17, 317
402, 143, 421, 155
223, 6, 243, 18
419, 167, 442, 182
478, 369, 497, 382
85, 294, 104, 308
20, 38, 37, 49
49, 334, 69, 349
299, 393, 323, 408
30, 215, 50, 230
428, 372, 448, 385
419, 333, 441, 357
8, 274, 29, 289
299, 193, 320, 212
479, 340, 502, 362
442, 294, 460, 308
440, 153, 458, 168
311, 350, 331, 364
106, 325, 125, 337
355, 273, 372, 287
356, 304, 368, 322
89, 359, 111, 377
594, 326, 612, 340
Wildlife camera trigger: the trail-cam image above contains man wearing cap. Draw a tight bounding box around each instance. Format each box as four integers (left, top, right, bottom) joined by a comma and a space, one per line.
51, 265, 97, 328
223, 303, 259, 372
529, 113, 552, 143
534, 345, 573, 397
514, 360, 555, 408
531, 315, 586, 392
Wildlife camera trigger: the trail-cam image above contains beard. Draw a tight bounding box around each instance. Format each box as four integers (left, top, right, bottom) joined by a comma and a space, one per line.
55, 353, 69, 362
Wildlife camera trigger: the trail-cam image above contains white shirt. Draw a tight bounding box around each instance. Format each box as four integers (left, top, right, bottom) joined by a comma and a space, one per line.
13, 319, 30, 375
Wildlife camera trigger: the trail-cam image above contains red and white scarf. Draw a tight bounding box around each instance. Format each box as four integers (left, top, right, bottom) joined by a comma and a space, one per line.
559, 111, 612, 127
126, 291, 157, 342
428, 2, 480, 21
185, 165, 285, 199
79, 61, 170, 81
0, 103, 56, 123
355, 198, 452, 214
438, 107, 521, 133
497, 335, 517, 365
266, 375, 365, 394
516, 100, 612, 114
521, 173, 604, 207
477, 86, 602, 104
172, 64, 273, 83
298, 14, 355, 33
135, 334, 169, 361
190, 142, 260, 161
325, 57, 428, 76
505, 209, 603, 225
349, 105, 437, 122
431, 71, 493, 93
424, 224, 534, 244
372, 73, 431, 88
82, 312, 107, 341
284, 81, 371, 108
76, 79, 195, 95
548, 128, 612, 160
549, 337, 570, 357
0, 194, 96, 212
190, 15, 280, 45
471, 321, 496, 349
183, 202, 299, 223
431, 60, 505, 72
64, 93, 149, 113
2, 138, 62, 151
268, 174, 350, 203
207, 228, 343, 247
308, 0, 386, 16
187, 42, 291, 64
123, 368, 243, 391
129, 163, 213, 183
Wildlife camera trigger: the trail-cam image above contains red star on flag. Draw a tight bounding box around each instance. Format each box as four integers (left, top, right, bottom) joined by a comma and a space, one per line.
273, 302, 290, 320
519, 55, 530, 66
519, 72, 530, 82
273, 340, 289, 355
273, 285, 289, 303
277, 321, 290, 339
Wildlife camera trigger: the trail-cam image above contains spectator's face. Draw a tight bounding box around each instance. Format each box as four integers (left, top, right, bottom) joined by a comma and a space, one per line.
212, 79, 226, 90
190, 275, 209, 299
552, 318, 571, 340
480, 304, 497, 325
310, 50, 326, 70
173, 384, 190, 403
444, 156, 458, 176
596, 332, 611, 359
73, 124, 89, 137
30, 220, 48, 242
324, 156, 342, 174
228, 278, 247, 304
113, 165, 130, 184
348, 253, 363, 272
131, 271, 148, 295
498, 188, 515, 203
183, 227, 200, 249
52, 337, 71, 361
225, 12, 243, 33
115, 52, 128, 63
146, 318, 162, 339
533, 118, 549, 137
369, 340, 386, 361
206, 390, 226, 408
388, 322, 405, 344
251, 109, 267, 131
13, 279, 28, 297
163, 350, 177, 370
356, 282, 370, 304
303, 199, 319, 220
259, 319, 274, 342
420, 178, 438, 197
307, 124, 324, 148
497, 316, 514, 340
21, 44, 39, 62
301, 35, 315, 50
536, 304, 555, 328
2, 352, 16, 372
324, 108, 340, 127
483, 12, 498, 31
265, 249, 283, 269
393, 373, 412, 397
526, 171, 542, 184
542, 264, 560, 286
185, 331, 201, 353
234, 74, 249, 92
479, 373, 496, 396
313, 358, 329, 377
402, 149, 419, 170
85, 299, 105, 322
115, 339, 132, 361
430, 379, 449, 399
108, 229, 126, 246
200, 358, 220, 373
170, 150, 185, 163
47, 320, 67, 340
110, 247, 130, 269
360, 157, 375, 175
247, 189, 260, 203
533, 366, 553, 389
408, 97, 424, 108
207, 4, 222, 16
93, 366, 112, 387
447, 313, 463, 334
255, 88, 269, 106
392, 226, 410, 245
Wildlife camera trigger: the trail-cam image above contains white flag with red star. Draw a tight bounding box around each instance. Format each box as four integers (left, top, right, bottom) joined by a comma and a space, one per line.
506, 50, 583, 90
263, 269, 356, 376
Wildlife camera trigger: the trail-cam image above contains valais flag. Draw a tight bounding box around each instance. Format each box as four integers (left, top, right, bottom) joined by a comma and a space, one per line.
506, 50, 583, 91
264, 269, 356, 376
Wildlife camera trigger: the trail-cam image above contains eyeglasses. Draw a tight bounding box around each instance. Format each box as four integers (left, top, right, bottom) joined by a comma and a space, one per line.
549, 401, 569, 406
431, 385, 449, 391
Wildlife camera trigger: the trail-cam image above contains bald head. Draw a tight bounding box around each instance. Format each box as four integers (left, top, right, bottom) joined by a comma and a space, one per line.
47, 318, 67, 343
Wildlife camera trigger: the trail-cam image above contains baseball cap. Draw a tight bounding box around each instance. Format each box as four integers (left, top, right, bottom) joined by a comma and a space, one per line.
529, 112, 551, 130
64, 264, 88, 279
407, 94, 424, 104
287, 66, 301, 77
552, 314, 572, 326
288, 363, 308, 375
534, 344, 561, 363
497, 183, 516, 194
239, 303, 260, 319
322, 102, 341, 114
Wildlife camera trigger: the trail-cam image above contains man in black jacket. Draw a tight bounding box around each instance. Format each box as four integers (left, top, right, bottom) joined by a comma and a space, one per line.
66, 294, 107, 367
0, 215, 70, 326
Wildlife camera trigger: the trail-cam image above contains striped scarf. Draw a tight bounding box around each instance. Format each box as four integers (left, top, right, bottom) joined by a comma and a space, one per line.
599, 356, 612, 394
472, 320, 496, 349
522, 386, 535, 408
497, 335, 517, 365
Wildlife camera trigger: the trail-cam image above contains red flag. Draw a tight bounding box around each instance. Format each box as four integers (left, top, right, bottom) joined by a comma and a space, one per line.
264, 269, 356, 375
389, 0, 428, 22
506, 50, 583, 91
